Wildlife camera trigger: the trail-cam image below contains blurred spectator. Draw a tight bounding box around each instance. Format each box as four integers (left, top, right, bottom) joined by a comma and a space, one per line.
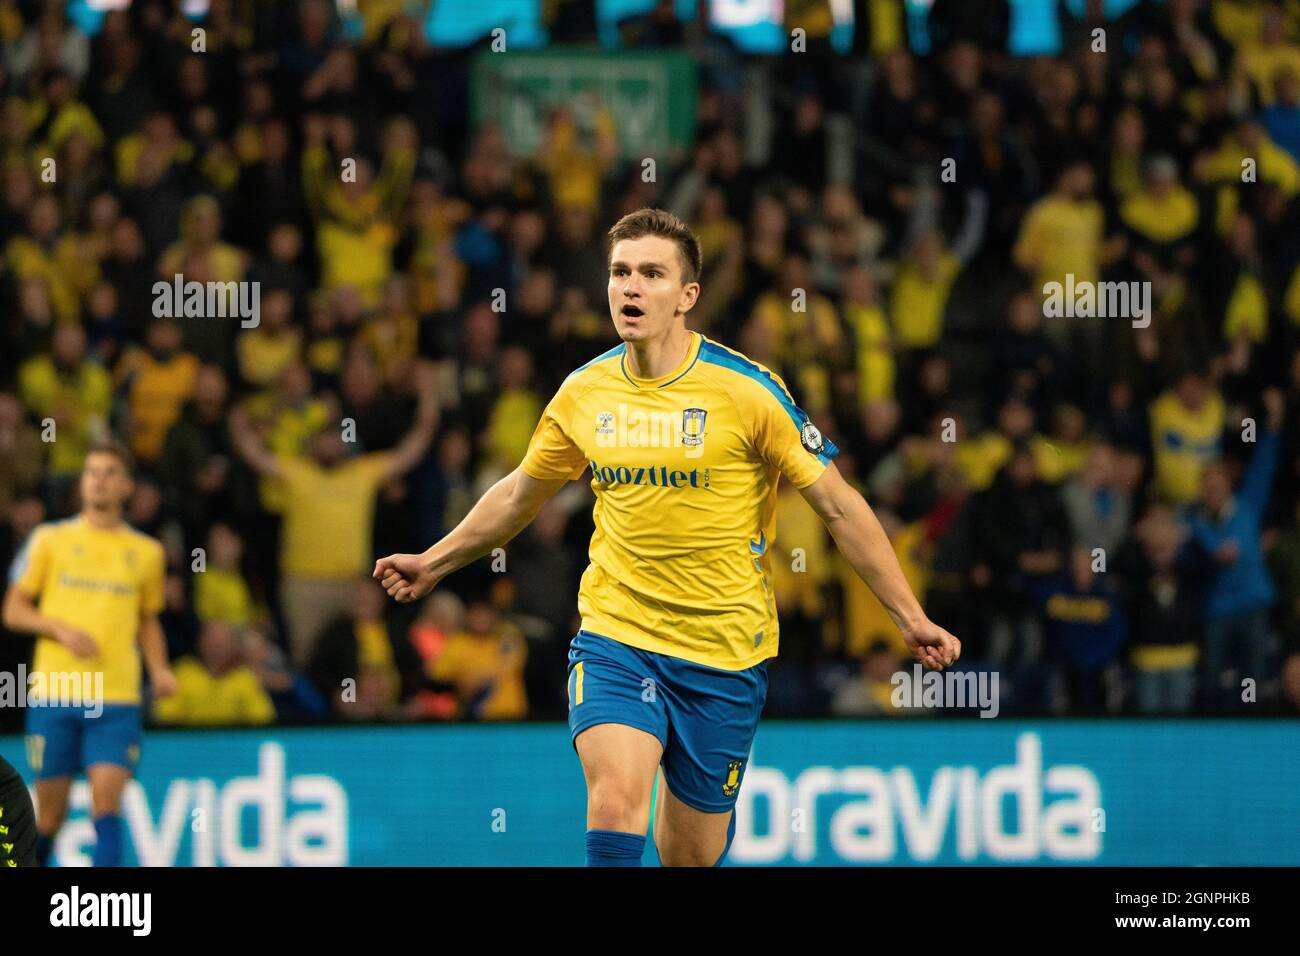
5, 194, 84, 324
1030, 546, 1127, 716
193, 522, 254, 627
1062, 443, 1133, 557
403, 592, 465, 720
113, 317, 199, 465
1117, 504, 1202, 715
841, 264, 894, 402
830, 640, 909, 717
157, 363, 238, 552
1014, 159, 1105, 297
1261, 67, 1300, 163
18, 320, 110, 490
426, 593, 528, 721
229, 363, 438, 665
0, 392, 44, 515
889, 185, 985, 356
1236, 3, 1300, 107
970, 444, 1070, 684
1150, 370, 1226, 505
153, 619, 276, 726
236, 287, 301, 390
309, 577, 422, 721
301, 114, 416, 306
1184, 389, 1284, 711
483, 346, 543, 479
991, 291, 1063, 415
240, 625, 329, 723
1013, 159, 1120, 378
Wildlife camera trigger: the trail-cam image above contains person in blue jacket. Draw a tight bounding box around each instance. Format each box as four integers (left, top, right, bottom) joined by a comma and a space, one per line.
1022, 546, 1128, 715
1183, 388, 1284, 713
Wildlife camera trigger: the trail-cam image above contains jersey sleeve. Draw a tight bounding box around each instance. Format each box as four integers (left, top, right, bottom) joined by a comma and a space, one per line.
10, 525, 52, 596
520, 380, 589, 481
747, 375, 840, 490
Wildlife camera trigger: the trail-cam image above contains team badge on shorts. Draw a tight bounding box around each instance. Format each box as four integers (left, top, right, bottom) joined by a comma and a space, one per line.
722, 759, 743, 797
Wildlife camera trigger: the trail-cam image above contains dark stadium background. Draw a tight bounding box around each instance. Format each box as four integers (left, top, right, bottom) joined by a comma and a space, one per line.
0, 0, 1298, 867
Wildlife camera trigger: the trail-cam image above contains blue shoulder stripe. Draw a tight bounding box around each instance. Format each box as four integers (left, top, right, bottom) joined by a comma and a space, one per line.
698, 341, 840, 465
6, 518, 73, 585
7, 536, 33, 585
572, 342, 626, 376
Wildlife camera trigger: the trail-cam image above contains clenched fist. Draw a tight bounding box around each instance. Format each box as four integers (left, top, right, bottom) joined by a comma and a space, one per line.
373, 552, 439, 604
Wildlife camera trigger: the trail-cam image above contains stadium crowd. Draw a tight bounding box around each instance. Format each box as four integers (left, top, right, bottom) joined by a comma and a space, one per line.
3, 0, 1300, 727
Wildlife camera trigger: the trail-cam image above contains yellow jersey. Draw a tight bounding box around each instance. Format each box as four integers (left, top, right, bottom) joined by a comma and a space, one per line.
152, 657, 275, 725
1014, 195, 1104, 291
117, 349, 200, 463
193, 568, 254, 625
890, 253, 961, 350
1149, 390, 1226, 504
429, 627, 528, 720
17, 355, 112, 477
520, 331, 838, 670
10, 516, 165, 705
487, 388, 545, 470
277, 453, 392, 578
1120, 187, 1199, 244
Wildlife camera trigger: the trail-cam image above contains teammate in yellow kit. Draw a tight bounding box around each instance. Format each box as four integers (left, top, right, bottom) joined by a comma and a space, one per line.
3, 442, 177, 866
374, 209, 960, 866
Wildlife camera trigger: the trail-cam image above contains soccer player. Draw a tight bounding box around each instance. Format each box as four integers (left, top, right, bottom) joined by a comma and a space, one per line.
2, 441, 177, 866
0, 754, 38, 867
374, 208, 960, 866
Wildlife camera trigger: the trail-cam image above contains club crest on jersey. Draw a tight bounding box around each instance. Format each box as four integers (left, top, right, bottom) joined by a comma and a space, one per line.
800, 420, 825, 455
595, 403, 710, 452
681, 407, 707, 459
722, 760, 743, 797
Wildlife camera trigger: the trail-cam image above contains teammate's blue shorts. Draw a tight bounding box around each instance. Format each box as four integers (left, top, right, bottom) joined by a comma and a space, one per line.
24, 704, 143, 780
566, 630, 768, 814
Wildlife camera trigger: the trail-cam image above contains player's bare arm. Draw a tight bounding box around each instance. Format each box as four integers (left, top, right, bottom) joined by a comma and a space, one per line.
798, 461, 961, 671
2, 585, 99, 659
374, 466, 570, 603
138, 613, 177, 698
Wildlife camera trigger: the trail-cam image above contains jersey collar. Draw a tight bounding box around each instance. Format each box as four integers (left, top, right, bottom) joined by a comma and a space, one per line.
620, 331, 701, 389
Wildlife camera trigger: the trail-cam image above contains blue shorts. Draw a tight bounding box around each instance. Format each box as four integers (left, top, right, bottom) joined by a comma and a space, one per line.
566, 630, 768, 814
24, 705, 143, 780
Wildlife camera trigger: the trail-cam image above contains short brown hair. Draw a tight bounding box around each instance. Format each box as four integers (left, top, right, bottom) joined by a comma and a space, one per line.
606, 208, 703, 285
85, 439, 135, 476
